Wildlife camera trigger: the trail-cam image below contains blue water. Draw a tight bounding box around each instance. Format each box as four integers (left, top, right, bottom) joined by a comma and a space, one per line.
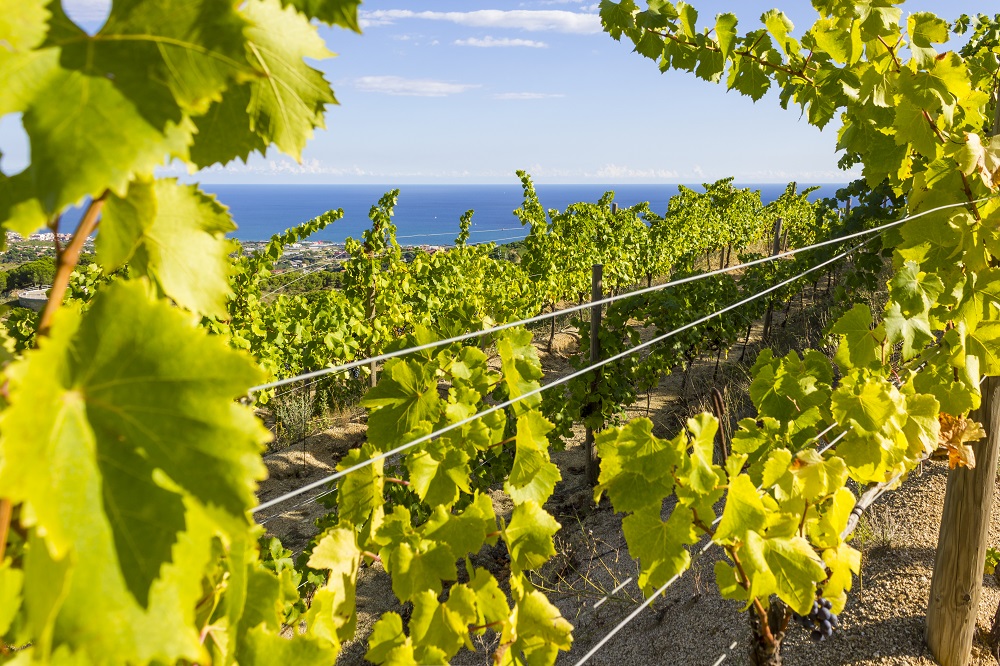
195, 183, 845, 244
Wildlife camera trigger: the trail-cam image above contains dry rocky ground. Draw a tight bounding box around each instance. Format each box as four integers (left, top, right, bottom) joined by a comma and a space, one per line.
256, 278, 1000, 665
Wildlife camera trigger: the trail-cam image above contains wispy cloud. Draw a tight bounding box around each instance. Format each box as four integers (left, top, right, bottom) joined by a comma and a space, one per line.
354, 76, 480, 97
360, 9, 600, 34
531, 0, 599, 7
205, 159, 490, 180
591, 164, 681, 179
455, 36, 548, 48
494, 92, 565, 100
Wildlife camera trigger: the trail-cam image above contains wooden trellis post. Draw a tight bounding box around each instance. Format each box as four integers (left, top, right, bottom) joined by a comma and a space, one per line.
926, 377, 1000, 665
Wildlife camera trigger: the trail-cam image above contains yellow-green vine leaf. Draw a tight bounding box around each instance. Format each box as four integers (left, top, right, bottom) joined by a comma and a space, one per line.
99, 179, 237, 318
306, 526, 361, 645
503, 501, 560, 574
505, 410, 561, 505
0, 1, 251, 232
0, 280, 269, 661
189, 0, 336, 166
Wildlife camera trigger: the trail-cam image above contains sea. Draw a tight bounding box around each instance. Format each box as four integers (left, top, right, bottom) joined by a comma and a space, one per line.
62, 183, 847, 245
204, 183, 846, 244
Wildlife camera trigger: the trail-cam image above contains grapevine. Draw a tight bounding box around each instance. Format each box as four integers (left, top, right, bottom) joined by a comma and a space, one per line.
2, 2, 998, 666
592, 2, 1000, 663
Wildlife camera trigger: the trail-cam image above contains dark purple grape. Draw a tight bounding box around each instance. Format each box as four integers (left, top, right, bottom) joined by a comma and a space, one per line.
800, 597, 838, 640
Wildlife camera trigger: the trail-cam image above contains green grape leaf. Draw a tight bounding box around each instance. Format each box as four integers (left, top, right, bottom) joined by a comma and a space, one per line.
831, 376, 904, 435
900, 392, 941, 459
677, 2, 698, 38
407, 436, 470, 508
0, 281, 267, 615
382, 540, 457, 603
20, 489, 220, 662
714, 474, 767, 545
361, 358, 442, 450
0, 558, 24, 635
911, 343, 978, 415
408, 588, 477, 661
757, 533, 827, 615
335, 444, 384, 527
634, 30, 666, 60
99, 179, 236, 318
679, 413, 721, 496
622, 505, 696, 592
0, 48, 191, 234
365, 613, 410, 665
240, 625, 339, 666
0, 0, 253, 232
450, 345, 499, 400
822, 543, 861, 614
497, 327, 544, 415
0, 0, 50, 51
791, 449, 847, 501
893, 97, 939, 157
92, 0, 251, 115
750, 351, 828, 421
727, 59, 772, 101
953, 269, 1000, 330
810, 16, 860, 65
600, 0, 640, 41
883, 302, 934, 360
500, 586, 573, 665
835, 430, 905, 483
505, 411, 561, 505
279, 0, 362, 30
858, 62, 894, 107
830, 303, 882, 369
809, 486, 855, 549
714, 559, 748, 605
237, 566, 292, 638
907, 12, 949, 68
889, 261, 944, 317
190, 0, 336, 166
715, 13, 738, 59
857, 4, 901, 41
503, 501, 560, 573
306, 527, 361, 643
967, 321, 1000, 376
422, 493, 498, 559
468, 569, 509, 629
595, 418, 677, 512
762, 10, 796, 55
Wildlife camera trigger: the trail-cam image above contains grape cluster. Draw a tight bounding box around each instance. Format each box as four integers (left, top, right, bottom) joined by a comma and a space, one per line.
793, 598, 839, 641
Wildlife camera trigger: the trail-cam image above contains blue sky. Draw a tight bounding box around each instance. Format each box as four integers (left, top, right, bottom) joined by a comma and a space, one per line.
0, 1, 987, 185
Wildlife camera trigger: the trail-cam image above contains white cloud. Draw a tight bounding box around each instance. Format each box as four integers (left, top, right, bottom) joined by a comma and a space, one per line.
455, 36, 548, 48
736, 168, 861, 182
354, 76, 480, 97
359, 9, 601, 34
208, 159, 491, 180
494, 92, 565, 100
591, 164, 680, 180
